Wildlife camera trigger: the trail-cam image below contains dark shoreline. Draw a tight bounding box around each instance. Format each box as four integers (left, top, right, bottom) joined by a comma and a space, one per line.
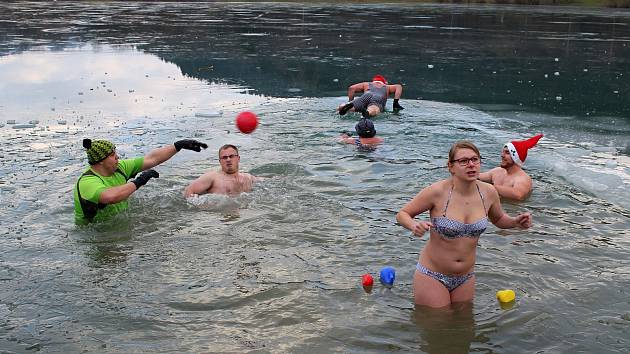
18, 0, 630, 8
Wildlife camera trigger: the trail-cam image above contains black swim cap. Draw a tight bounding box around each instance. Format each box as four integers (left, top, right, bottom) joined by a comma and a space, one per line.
355, 118, 376, 138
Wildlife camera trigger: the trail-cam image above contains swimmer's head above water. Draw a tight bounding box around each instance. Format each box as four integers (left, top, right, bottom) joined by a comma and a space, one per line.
372, 74, 387, 84
83, 138, 116, 165
355, 118, 376, 138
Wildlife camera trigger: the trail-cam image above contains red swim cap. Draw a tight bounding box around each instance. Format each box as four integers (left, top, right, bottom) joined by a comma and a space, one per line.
372, 75, 387, 84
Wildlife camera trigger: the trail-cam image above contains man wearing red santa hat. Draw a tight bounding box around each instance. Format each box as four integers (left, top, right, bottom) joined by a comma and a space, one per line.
479, 134, 543, 201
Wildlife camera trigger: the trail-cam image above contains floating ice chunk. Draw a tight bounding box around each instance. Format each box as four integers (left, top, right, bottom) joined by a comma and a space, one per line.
554, 57, 559, 62
592, 146, 616, 153
554, 161, 621, 193
583, 68, 588, 72
12, 124, 36, 129
544, 74, 548, 78
333, 78, 339, 82
555, 96, 562, 101
427, 64, 434, 69
554, 72, 560, 76
195, 111, 223, 118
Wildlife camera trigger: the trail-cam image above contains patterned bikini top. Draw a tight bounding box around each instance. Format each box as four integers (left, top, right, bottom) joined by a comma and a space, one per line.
431, 183, 489, 239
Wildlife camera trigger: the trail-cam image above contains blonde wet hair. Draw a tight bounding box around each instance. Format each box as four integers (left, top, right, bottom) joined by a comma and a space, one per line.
447, 141, 481, 171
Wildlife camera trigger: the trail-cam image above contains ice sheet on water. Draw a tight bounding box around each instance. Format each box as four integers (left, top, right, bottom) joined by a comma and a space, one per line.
12, 124, 36, 129
194, 111, 223, 118
554, 160, 620, 192
541, 147, 630, 208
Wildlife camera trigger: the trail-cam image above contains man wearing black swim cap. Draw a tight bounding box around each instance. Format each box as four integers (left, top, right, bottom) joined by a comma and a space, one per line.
338, 118, 384, 148
73, 138, 208, 224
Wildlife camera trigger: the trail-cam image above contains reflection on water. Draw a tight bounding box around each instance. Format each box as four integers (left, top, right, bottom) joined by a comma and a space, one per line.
0, 47, 264, 126
0, 2, 629, 353
1, 2, 629, 117
412, 303, 475, 354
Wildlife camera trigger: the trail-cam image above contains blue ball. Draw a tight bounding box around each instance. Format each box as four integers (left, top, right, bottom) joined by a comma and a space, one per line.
379, 266, 396, 286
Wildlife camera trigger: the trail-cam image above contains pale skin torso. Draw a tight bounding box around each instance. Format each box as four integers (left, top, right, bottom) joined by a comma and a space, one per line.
479, 166, 532, 201
408, 179, 503, 276
478, 147, 533, 201
184, 170, 256, 197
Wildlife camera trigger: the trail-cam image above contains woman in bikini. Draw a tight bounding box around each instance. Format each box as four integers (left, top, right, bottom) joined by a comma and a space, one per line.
396, 141, 532, 308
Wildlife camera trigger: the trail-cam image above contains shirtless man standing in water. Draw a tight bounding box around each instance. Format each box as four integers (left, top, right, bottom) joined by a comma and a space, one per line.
478, 134, 543, 201
184, 144, 258, 197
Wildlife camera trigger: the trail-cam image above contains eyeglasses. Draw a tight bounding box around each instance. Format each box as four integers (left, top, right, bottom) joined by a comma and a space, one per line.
451, 156, 481, 166
220, 154, 239, 161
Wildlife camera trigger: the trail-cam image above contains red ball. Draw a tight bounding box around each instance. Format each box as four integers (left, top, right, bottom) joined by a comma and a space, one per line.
361, 274, 374, 287
235, 111, 258, 134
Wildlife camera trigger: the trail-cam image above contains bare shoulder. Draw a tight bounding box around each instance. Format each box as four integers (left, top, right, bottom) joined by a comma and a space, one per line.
339, 136, 355, 145
477, 180, 501, 200
198, 169, 220, 181
515, 169, 532, 182
424, 179, 450, 197
488, 166, 504, 175
241, 172, 258, 181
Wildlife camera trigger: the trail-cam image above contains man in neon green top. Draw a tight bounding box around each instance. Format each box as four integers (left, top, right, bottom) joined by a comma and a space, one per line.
74, 138, 207, 224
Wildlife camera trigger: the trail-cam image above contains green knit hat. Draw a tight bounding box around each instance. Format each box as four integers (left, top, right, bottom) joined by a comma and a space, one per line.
83, 138, 115, 165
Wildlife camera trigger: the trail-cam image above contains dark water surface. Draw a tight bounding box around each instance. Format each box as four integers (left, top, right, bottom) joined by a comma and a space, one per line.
1, 2, 630, 353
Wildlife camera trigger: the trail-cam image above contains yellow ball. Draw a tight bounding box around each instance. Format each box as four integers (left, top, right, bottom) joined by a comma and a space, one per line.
496, 289, 516, 303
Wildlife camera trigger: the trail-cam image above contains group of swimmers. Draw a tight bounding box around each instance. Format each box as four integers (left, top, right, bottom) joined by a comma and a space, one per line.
336, 74, 402, 148
334, 74, 543, 307
73, 74, 543, 308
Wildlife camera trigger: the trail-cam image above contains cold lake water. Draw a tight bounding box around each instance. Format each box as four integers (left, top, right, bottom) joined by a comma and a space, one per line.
1, 2, 629, 353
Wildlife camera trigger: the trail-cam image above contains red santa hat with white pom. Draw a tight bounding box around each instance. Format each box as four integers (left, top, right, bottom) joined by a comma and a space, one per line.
504, 134, 543, 166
